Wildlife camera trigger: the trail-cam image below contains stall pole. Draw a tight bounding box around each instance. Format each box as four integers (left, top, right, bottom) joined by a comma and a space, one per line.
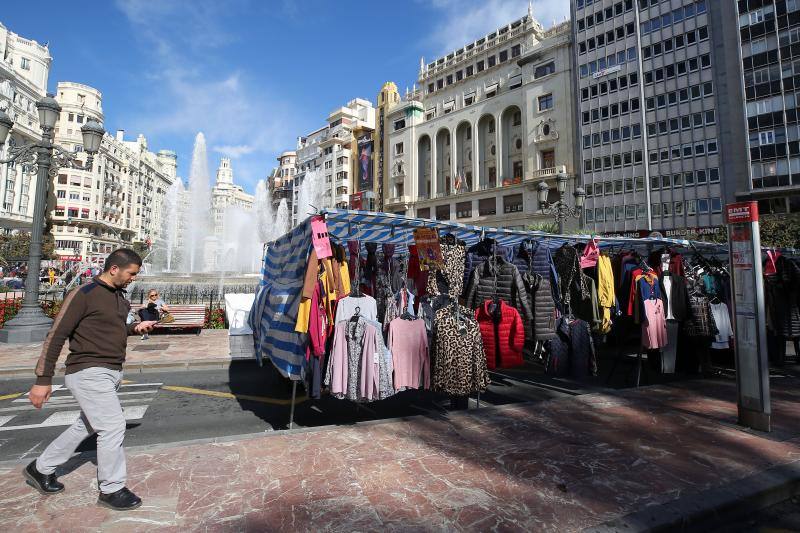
726, 202, 771, 432
288, 381, 298, 430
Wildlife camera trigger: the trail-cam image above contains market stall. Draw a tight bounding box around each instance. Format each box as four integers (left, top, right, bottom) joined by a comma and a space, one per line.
249, 208, 739, 427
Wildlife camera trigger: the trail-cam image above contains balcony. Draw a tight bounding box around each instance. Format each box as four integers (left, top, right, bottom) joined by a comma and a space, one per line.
530, 167, 561, 180
385, 195, 411, 205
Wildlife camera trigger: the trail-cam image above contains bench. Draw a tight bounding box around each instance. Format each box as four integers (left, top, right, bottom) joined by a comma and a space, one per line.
130, 304, 206, 335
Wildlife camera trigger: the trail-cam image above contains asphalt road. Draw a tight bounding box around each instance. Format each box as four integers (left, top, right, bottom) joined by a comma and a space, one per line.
0, 360, 598, 463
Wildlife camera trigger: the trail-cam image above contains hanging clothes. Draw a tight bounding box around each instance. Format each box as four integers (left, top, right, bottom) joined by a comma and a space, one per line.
334, 295, 378, 323
388, 317, 429, 391
427, 241, 467, 299
383, 288, 416, 328
684, 294, 718, 338
545, 317, 597, 378
432, 304, 490, 396
570, 272, 601, 332
642, 299, 668, 349
465, 256, 533, 323
596, 254, 615, 334
659, 273, 690, 322
579, 239, 600, 269
526, 272, 557, 342
474, 299, 525, 369
764, 255, 800, 338
710, 302, 733, 349
463, 239, 514, 294
325, 318, 391, 402
553, 245, 589, 309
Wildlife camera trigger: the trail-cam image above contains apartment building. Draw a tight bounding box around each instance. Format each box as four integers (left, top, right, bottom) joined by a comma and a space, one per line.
572, 0, 747, 235
0, 22, 51, 231
384, 9, 577, 230
735, 0, 800, 215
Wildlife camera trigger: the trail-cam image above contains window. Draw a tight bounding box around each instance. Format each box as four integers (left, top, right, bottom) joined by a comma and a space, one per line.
394, 142, 404, 155
435, 205, 451, 220
697, 198, 709, 214
478, 198, 496, 216
511, 45, 521, 58
503, 194, 524, 213
456, 201, 472, 219
499, 50, 508, 62
394, 119, 406, 130
534, 61, 556, 79
538, 94, 554, 111
488, 55, 496, 67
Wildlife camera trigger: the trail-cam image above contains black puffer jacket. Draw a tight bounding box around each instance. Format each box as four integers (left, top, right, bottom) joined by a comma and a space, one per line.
522, 271, 557, 344
462, 239, 514, 297
465, 256, 532, 322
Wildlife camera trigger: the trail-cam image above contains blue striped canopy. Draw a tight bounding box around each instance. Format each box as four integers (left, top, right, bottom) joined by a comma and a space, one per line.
253, 209, 727, 380
249, 217, 312, 380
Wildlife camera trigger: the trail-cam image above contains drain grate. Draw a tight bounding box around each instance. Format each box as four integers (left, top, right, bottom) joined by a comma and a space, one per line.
132, 343, 169, 351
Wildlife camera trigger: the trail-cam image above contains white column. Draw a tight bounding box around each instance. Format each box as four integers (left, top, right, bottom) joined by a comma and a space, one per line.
495, 113, 503, 186
472, 122, 480, 192
430, 136, 437, 199
450, 127, 457, 196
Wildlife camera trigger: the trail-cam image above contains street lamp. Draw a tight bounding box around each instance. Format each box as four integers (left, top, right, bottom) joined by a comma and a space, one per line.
0, 96, 105, 343
537, 171, 586, 234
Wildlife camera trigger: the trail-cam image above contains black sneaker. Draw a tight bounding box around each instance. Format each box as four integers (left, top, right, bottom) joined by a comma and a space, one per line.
23, 460, 65, 495
97, 487, 142, 511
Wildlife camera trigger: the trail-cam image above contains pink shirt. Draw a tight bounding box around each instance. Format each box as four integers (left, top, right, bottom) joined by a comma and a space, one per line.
388, 318, 429, 390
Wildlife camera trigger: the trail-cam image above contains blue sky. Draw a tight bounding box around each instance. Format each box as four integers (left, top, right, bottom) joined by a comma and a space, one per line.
4, 0, 568, 194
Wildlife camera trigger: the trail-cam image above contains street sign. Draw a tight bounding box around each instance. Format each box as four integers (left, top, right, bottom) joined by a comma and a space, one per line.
726, 201, 770, 432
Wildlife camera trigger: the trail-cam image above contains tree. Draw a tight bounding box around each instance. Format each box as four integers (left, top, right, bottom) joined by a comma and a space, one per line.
759, 214, 800, 249
0, 232, 55, 264
526, 221, 560, 234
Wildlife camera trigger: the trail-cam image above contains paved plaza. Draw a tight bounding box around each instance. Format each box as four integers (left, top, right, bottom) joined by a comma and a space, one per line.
0, 377, 797, 532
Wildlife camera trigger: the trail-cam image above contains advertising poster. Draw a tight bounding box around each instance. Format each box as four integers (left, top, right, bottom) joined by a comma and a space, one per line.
357, 134, 373, 192
413, 228, 444, 271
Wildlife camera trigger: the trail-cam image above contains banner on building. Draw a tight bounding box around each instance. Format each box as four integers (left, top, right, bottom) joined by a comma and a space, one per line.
349, 192, 364, 210
357, 134, 373, 192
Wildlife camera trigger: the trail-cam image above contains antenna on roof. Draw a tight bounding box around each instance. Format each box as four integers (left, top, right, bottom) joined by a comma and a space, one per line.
528, 1, 533, 20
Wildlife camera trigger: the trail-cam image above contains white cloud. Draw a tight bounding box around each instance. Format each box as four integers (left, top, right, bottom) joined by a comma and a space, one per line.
426, 0, 570, 56
213, 144, 256, 158
113, 0, 296, 191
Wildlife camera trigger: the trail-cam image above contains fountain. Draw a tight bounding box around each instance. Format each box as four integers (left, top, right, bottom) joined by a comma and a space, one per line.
294, 167, 325, 224
274, 199, 290, 239
163, 179, 184, 272
184, 132, 212, 273
131, 132, 297, 303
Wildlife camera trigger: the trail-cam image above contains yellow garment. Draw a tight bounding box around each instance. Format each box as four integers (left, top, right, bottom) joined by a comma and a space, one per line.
597, 254, 615, 334
295, 299, 311, 334
339, 262, 351, 295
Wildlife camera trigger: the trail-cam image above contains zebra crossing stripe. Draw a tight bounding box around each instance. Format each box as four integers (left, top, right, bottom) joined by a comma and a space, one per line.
0, 405, 149, 432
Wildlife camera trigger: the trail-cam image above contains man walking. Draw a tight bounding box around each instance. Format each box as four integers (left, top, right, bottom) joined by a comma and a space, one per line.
24, 249, 157, 511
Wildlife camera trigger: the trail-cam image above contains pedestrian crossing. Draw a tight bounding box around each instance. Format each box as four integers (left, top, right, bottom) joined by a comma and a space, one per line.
0, 382, 162, 432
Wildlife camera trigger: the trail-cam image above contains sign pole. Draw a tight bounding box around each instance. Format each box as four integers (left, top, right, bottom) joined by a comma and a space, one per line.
726, 201, 771, 432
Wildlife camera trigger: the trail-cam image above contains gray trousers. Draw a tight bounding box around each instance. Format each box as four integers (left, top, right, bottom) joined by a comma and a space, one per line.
36, 367, 126, 494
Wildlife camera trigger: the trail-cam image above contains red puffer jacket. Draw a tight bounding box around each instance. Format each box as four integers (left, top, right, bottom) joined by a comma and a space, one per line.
475, 299, 525, 369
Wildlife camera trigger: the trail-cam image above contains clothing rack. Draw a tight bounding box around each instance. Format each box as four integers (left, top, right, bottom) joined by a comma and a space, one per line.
256, 209, 731, 426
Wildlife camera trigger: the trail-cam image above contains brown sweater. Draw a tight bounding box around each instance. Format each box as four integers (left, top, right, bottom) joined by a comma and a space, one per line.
35, 277, 137, 385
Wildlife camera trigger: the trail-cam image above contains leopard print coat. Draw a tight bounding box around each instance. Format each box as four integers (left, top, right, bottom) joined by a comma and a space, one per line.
427, 242, 466, 299
432, 304, 490, 396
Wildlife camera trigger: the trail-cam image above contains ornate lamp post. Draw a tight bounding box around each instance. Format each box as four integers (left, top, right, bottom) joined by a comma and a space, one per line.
537, 171, 586, 234
0, 97, 105, 343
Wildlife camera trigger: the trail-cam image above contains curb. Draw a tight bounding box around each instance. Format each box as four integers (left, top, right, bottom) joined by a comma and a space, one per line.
0, 356, 257, 379
585, 459, 800, 533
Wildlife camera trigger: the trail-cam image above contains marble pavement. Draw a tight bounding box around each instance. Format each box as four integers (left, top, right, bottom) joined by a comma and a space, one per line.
0, 378, 798, 532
